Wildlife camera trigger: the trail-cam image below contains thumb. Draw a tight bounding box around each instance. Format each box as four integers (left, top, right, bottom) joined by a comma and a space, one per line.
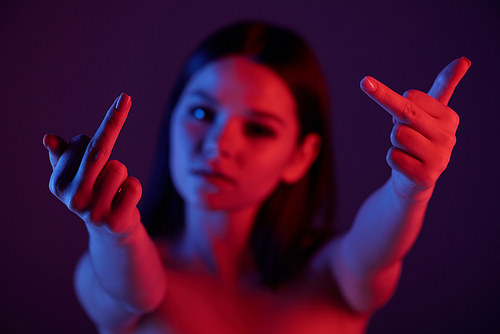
428, 57, 471, 105
43, 134, 67, 169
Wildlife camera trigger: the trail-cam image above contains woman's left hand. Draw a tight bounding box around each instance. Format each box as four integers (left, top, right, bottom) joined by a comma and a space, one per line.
360, 57, 471, 200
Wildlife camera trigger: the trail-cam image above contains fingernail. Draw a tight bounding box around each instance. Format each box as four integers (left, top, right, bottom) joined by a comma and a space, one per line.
43, 134, 49, 149
361, 76, 377, 92
461, 57, 471, 67
115, 92, 130, 111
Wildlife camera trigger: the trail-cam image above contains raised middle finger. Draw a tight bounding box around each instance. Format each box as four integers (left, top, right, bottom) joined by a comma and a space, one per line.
74, 93, 132, 193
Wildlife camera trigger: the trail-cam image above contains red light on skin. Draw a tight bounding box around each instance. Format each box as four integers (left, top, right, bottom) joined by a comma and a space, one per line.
169, 56, 303, 212
190, 168, 236, 191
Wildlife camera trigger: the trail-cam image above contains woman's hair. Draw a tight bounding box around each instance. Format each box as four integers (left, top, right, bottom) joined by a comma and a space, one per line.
141, 21, 337, 288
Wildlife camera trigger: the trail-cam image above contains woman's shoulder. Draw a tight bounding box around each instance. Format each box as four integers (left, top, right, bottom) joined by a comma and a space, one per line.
135, 237, 369, 334
136, 264, 368, 334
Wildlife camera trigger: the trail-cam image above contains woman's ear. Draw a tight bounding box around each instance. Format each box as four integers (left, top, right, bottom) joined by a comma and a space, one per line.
281, 133, 321, 184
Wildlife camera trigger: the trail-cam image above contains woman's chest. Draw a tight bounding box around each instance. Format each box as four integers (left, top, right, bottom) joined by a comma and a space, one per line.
135, 269, 368, 334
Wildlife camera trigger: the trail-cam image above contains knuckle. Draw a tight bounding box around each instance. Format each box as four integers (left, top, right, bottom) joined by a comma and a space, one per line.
404, 89, 424, 101
88, 209, 104, 225
391, 123, 411, 147
105, 112, 121, 129
403, 89, 416, 99
68, 190, 88, 213
127, 176, 141, 189
435, 127, 457, 150
444, 134, 457, 149
390, 125, 400, 146
427, 169, 441, 186
48, 177, 60, 197
386, 147, 395, 164
378, 86, 391, 105
387, 146, 401, 166
439, 106, 460, 128
394, 124, 404, 139
400, 102, 418, 121
87, 140, 107, 162
450, 111, 460, 128
426, 150, 449, 176
126, 177, 143, 197
106, 160, 128, 178
133, 207, 141, 222
434, 151, 448, 168
70, 134, 91, 146
49, 173, 67, 199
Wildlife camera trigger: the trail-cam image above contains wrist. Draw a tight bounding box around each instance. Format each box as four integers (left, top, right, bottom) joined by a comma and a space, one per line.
390, 171, 435, 205
85, 218, 144, 246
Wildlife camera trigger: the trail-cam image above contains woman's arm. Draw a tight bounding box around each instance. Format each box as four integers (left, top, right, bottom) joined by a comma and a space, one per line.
321, 58, 470, 313
44, 94, 166, 331
74, 222, 166, 332
327, 176, 431, 313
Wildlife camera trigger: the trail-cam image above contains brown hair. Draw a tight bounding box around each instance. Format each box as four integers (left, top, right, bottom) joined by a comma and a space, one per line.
141, 21, 337, 288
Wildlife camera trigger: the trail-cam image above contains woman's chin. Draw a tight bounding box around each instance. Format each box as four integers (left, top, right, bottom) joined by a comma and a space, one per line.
186, 194, 257, 214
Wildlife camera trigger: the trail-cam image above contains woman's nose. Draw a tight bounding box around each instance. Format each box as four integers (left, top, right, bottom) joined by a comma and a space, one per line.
202, 119, 237, 159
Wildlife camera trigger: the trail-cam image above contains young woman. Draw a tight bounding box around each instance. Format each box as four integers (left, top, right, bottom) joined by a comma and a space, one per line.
43, 22, 470, 333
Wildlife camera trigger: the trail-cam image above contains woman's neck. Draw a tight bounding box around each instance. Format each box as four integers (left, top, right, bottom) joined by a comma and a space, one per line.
179, 204, 259, 287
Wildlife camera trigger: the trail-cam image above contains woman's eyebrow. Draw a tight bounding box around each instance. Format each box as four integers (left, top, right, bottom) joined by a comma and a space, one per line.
248, 110, 285, 126
187, 89, 218, 104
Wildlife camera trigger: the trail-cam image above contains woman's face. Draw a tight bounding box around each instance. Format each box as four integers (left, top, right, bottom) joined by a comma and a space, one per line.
170, 56, 303, 211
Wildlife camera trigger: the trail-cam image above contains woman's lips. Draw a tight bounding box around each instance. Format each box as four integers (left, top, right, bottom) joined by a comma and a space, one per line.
191, 169, 236, 184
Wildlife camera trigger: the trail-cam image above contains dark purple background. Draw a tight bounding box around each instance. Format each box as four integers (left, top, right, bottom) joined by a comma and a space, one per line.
1, 0, 499, 332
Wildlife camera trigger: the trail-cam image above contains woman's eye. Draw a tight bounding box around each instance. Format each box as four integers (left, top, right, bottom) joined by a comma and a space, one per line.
245, 123, 276, 138
190, 107, 214, 122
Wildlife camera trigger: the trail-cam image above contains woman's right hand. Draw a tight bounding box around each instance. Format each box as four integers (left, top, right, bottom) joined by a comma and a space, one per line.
43, 93, 142, 235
